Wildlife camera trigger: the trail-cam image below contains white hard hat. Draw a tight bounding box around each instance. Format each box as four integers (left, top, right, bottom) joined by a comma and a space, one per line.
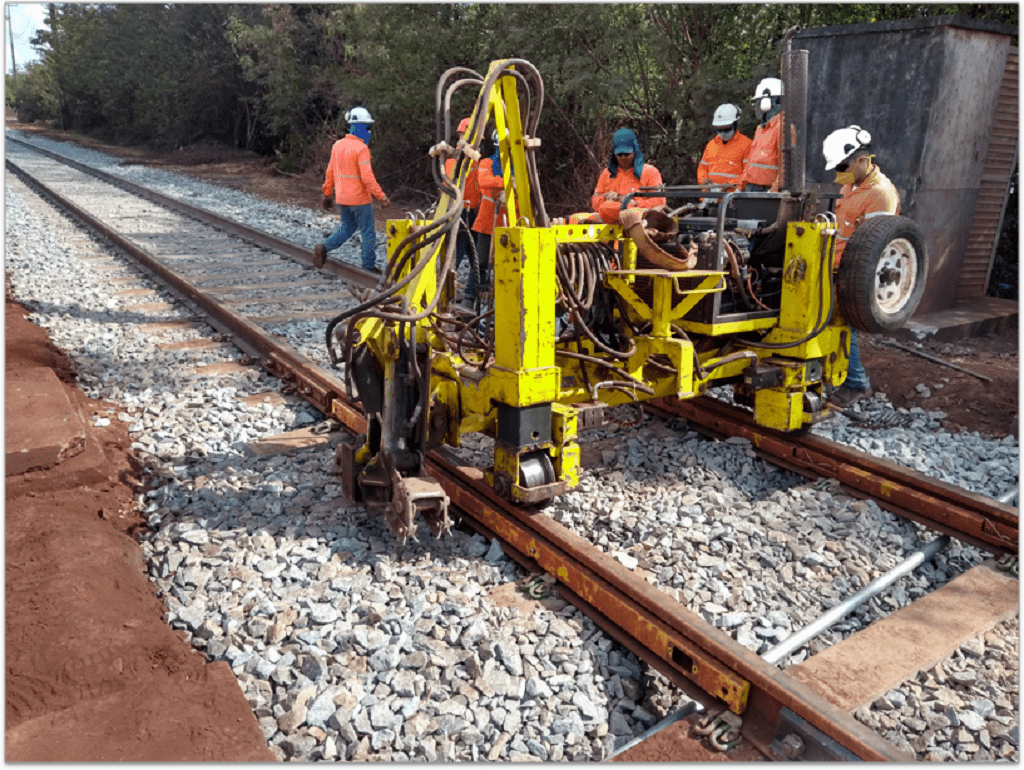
822, 125, 872, 170
345, 106, 374, 124
751, 77, 784, 101
712, 103, 741, 127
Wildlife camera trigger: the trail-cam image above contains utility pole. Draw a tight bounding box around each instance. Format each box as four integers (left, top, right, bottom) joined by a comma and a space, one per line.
6, 7, 17, 76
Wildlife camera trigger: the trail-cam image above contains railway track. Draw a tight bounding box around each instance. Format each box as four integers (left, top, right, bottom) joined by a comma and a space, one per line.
6, 134, 1019, 762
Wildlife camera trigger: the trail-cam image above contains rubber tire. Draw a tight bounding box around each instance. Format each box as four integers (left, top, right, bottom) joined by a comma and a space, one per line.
836, 215, 928, 333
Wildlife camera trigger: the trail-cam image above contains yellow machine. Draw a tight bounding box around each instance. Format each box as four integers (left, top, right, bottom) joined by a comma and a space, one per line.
326, 60, 927, 544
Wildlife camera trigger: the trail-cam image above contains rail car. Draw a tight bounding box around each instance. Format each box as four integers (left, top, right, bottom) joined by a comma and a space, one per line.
326, 58, 928, 544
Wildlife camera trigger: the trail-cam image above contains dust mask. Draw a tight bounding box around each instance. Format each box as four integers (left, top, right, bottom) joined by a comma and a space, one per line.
759, 96, 772, 114
717, 128, 735, 142
834, 170, 855, 185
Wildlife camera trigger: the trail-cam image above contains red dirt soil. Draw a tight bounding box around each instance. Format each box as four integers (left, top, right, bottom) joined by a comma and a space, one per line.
5, 297, 275, 761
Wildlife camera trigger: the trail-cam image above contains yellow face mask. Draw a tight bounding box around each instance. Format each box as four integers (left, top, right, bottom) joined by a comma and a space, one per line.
834, 154, 874, 185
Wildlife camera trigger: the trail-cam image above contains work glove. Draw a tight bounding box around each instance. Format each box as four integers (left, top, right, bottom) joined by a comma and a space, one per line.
321, 195, 334, 211
604, 191, 622, 202
379, 196, 391, 208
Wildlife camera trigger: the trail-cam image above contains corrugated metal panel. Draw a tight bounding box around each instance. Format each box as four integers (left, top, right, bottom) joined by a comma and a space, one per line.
956, 51, 1018, 300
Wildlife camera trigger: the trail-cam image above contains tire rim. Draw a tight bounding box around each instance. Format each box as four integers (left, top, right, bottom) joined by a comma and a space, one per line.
874, 237, 918, 315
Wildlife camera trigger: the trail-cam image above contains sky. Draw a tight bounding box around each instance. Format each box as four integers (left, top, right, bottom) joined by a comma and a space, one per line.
5, 3, 47, 76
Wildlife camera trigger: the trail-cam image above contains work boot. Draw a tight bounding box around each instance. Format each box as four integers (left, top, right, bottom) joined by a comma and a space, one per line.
313, 244, 328, 269
831, 384, 873, 408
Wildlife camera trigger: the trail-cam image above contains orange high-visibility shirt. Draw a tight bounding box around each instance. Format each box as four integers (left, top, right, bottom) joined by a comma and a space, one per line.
740, 113, 782, 190
322, 134, 386, 206
445, 157, 481, 210
834, 165, 901, 267
697, 132, 752, 189
590, 164, 666, 224
471, 157, 507, 235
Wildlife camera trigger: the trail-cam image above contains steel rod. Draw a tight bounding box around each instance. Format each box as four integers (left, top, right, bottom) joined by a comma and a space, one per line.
611, 535, 950, 757
761, 536, 950, 665
882, 340, 993, 382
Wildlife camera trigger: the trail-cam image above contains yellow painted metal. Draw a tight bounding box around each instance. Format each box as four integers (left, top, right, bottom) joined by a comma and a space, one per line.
550, 402, 580, 491
489, 227, 560, 406
755, 386, 805, 432
606, 270, 726, 336
763, 221, 835, 350
676, 316, 779, 335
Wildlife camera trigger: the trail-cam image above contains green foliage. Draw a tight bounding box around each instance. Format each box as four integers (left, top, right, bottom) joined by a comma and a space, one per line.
6, 63, 59, 123
31, 3, 256, 148
18, 1, 1020, 217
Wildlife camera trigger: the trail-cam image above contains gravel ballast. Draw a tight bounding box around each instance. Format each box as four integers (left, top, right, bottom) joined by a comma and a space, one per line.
5, 131, 1018, 762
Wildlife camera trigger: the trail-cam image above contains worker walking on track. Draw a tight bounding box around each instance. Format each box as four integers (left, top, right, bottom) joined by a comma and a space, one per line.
314, 106, 390, 272
823, 124, 902, 407
739, 78, 785, 192
697, 103, 751, 191
590, 128, 666, 224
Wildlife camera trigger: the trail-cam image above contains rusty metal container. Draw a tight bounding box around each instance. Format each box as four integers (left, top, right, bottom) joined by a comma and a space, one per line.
795, 16, 1017, 315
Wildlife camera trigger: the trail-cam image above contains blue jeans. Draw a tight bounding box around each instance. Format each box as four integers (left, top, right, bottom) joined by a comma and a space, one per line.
324, 203, 377, 270
846, 330, 871, 390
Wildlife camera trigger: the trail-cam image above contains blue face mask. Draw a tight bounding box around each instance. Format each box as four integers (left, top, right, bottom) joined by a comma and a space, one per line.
351, 123, 372, 143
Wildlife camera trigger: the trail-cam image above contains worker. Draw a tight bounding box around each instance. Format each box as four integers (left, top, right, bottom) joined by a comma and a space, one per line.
590, 128, 666, 224
445, 117, 481, 297
822, 124, 901, 408
314, 106, 390, 273
739, 78, 784, 192
697, 103, 752, 191
470, 135, 507, 302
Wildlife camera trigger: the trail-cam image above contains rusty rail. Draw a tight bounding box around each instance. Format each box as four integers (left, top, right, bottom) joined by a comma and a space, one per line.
648, 396, 1018, 556
6, 136, 371, 285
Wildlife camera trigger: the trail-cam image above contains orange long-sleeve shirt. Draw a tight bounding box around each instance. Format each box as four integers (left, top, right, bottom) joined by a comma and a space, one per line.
472, 157, 507, 235
445, 157, 481, 210
590, 164, 666, 224
322, 134, 386, 206
739, 113, 783, 191
834, 164, 901, 267
697, 132, 752, 189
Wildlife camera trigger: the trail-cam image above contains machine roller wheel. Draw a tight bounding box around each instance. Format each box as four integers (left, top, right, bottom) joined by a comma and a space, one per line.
518, 452, 556, 509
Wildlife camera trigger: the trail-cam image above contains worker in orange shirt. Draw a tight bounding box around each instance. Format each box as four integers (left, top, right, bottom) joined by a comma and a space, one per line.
739, 78, 784, 192
697, 104, 751, 191
822, 124, 901, 408
314, 106, 390, 273
469, 136, 507, 303
590, 128, 666, 224
445, 117, 482, 297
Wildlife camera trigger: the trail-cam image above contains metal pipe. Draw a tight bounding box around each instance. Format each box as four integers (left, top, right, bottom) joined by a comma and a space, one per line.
781, 47, 808, 193
608, 701, 704, 759
608, 535, 950, 758
761, 536, 950, 665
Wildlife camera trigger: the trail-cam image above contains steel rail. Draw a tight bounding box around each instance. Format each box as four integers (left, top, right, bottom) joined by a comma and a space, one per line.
6, 135, 374, 286
649, 396, 1019, 556
420, 449, 910, 761
8, 151, 914, 760
6, 156, 353, 421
